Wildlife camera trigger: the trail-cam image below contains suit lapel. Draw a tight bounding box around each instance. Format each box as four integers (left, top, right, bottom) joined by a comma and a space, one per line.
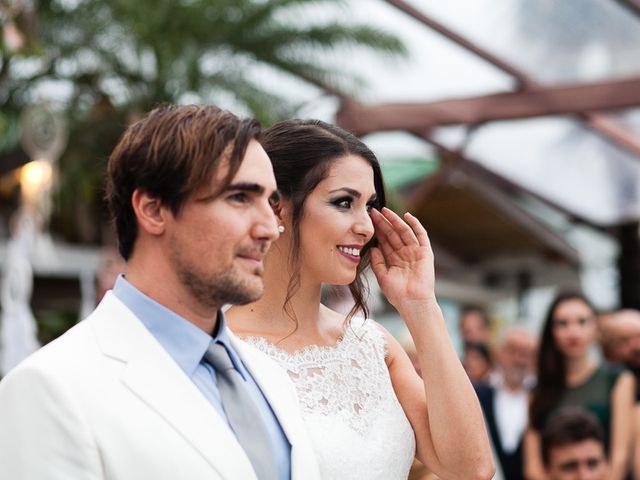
90, 293, 257, 480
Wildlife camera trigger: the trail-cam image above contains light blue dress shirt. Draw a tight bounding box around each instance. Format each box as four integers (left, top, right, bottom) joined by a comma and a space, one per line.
112, 275, 291, 479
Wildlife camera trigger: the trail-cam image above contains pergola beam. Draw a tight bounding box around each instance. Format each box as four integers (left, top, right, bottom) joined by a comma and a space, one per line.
384, 0, 530, 86
337, 76, 640, 136
406, 131, 604, 231
400, 132, 583, 263
382, 0, 640, 158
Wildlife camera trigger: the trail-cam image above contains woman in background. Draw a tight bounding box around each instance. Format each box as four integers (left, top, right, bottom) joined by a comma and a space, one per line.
524, 291, 635, 480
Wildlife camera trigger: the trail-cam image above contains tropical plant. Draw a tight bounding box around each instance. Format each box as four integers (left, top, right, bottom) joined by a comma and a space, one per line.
1, 0, 406, 242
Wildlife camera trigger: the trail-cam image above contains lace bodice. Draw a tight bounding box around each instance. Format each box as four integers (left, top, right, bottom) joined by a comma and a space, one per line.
244, 318, 416, 479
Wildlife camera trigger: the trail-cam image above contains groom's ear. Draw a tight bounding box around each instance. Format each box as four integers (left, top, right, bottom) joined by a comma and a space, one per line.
131, 188, 166, 236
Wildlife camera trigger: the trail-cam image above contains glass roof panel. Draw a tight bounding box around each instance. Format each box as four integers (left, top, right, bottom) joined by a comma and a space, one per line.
335, 0, 515, 102
619, 107, 640, 134
405, 0, 640, 83
300, 1, 640, 228
465, 115, 640, 225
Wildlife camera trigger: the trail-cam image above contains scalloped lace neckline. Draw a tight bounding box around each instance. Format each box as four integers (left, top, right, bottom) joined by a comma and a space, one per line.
241, 319, 367, 358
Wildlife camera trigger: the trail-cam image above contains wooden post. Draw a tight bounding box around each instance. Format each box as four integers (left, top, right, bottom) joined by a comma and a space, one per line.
617, 221, 640, 309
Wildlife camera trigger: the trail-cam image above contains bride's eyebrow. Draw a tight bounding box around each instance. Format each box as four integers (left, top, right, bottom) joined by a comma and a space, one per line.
328, 187, 377, 203
329, 187, 361, 198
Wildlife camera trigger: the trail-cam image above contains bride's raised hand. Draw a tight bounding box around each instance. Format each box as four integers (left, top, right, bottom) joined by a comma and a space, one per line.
369, 207, 436, 311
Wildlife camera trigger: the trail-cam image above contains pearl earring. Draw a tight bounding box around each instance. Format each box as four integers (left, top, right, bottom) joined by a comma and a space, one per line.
277, 225, 285, 233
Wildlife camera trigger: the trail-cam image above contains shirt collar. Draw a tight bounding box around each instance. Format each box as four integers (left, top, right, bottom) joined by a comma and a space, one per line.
112, 275, 246, 380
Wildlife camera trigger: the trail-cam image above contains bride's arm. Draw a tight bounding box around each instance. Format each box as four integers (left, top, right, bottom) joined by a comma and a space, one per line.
370, 207, 494, 480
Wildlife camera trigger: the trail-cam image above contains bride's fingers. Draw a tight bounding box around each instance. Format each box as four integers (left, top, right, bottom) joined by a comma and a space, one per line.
403, 212, 431, 248
371, 208, 404, 251
377, 233, 395, 262
370, 247, 387, 277
381, 207, 419, 247
371, 220, 395, 261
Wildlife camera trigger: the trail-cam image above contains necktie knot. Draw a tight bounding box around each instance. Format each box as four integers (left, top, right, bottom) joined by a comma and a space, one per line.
204, 342, 235, 373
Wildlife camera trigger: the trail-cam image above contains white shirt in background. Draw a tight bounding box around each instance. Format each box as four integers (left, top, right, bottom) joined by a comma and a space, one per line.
494, 386, 528, 453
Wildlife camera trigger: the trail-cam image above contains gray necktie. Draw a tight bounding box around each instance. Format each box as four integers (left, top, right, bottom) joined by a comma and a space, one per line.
204, 342, 278, 480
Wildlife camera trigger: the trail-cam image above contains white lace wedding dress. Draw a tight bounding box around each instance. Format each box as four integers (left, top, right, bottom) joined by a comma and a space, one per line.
244, 317, 416, 479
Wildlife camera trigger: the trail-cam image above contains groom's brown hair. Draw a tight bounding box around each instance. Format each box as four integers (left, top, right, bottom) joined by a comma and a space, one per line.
106, 104, 261, 259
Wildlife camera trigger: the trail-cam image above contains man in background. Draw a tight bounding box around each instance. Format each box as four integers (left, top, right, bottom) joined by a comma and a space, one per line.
541, 408, 608, 480
475, 327, 537, 480
463, 341, 493, 383
600, 309, 640, 388
459, 305, 492, 345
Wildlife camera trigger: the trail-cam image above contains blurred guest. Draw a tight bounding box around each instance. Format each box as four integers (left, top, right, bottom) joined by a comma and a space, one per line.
492, 326, 537, 387
476, 327, 537, 480
600, 310, 640, 381
524, 291, 635, 480
460, 305, 492, 345
463, 341, 493, 383
601, 310, 640, 478
541, 407, 608, 480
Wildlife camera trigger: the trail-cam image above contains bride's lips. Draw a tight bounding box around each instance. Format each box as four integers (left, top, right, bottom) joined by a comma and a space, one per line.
337, 244, 362, 263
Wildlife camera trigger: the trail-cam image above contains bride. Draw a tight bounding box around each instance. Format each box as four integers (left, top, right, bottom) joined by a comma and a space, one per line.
227, 119, 494, 480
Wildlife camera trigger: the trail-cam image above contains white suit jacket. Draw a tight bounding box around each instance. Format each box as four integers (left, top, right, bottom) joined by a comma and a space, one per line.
0, 292, 321, 480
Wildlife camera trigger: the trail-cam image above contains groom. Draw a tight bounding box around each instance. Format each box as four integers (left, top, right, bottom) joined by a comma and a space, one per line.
0, 105, 320, 479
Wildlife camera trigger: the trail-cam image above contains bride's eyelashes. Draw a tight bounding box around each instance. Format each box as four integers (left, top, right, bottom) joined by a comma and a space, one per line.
328, 196, 378, 212
328, 195, 355, 210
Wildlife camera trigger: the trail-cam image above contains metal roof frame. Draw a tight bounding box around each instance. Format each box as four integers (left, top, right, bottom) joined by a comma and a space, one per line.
331, 0, 640, 232
375, 0, 640, 159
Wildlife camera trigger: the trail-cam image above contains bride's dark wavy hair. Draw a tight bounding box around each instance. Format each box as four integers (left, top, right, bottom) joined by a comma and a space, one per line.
261, 119, 386, 324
